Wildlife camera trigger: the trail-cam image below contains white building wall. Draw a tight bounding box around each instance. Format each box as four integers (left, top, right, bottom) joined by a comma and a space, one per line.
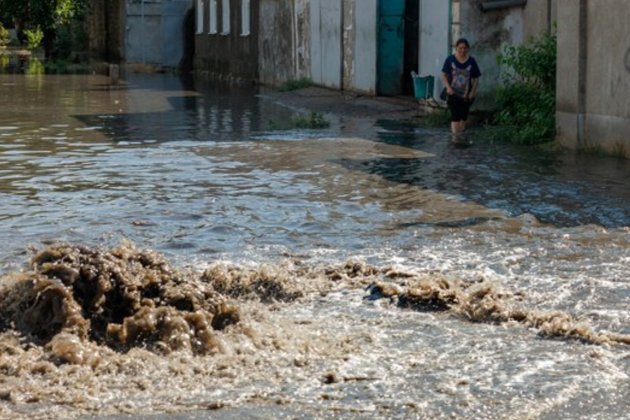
418, 0, 450, 98
352, 0, 377, 93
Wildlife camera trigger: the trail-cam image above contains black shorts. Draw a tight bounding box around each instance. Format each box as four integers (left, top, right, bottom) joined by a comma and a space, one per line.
447, 95, 473, 122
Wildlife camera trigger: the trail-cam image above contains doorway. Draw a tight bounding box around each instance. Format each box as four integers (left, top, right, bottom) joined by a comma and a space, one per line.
377, 0, 419, 96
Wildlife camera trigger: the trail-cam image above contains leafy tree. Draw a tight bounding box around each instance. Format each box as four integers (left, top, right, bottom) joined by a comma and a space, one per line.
0, 0, 87, 55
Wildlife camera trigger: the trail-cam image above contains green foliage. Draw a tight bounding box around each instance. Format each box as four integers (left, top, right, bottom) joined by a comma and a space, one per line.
25, 57, 45, 75
499, 28, 557, 91
0, 0, 88, 57
491, 29, 557, 144
0, 54, 9, 70
24, 27, 43, 50
269, 112, 330, 130
0, 0, 87, 30
0, 23, 9, 47
278, 78, 313, 92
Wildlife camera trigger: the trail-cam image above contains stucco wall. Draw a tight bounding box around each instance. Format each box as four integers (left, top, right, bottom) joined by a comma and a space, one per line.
523, 0, 556, 40
556, 0, 630, 157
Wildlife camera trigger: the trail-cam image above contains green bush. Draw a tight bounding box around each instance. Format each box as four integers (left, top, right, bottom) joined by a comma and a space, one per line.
0, 23, 9, 47
491, 28, 557, 144
24, 27, 44, 50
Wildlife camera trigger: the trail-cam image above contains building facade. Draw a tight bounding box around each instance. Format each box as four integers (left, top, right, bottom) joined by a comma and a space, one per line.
88, 0, 193, 69
194, 0, 259, 81
555, 0, 630, 157
193, 0, 554, 105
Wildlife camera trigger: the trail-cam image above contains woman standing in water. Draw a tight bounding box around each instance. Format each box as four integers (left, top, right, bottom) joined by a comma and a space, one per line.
440, 38, 481, 137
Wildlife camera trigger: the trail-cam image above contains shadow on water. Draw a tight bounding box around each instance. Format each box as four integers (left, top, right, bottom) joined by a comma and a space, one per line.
336, 119, 630, 228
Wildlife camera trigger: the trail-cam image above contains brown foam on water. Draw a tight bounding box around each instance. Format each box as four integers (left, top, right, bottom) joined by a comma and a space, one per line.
0, 244, 628, 417
1, 243, 628, 368
0, 242, 243, 357
366, 274, 630, 346
201, 263, 306, 303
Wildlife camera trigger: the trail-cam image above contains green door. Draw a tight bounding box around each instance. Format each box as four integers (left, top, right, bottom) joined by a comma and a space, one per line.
378, 0, 406, 95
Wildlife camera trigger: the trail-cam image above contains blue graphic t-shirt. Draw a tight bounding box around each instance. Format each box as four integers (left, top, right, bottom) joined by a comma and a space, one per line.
441, 55, 482, 98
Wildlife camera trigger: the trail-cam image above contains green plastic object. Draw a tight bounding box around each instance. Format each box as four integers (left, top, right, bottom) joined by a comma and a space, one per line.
411, 72, 435, 99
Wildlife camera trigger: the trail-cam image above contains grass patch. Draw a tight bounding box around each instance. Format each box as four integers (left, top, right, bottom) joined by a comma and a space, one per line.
268, 112, 330, 130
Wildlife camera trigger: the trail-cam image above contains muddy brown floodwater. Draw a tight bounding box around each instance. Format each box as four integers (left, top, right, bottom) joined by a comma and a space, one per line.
0, 72, 629, 419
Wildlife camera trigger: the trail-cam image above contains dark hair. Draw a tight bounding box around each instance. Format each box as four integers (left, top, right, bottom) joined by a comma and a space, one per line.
455, 38, 470, 48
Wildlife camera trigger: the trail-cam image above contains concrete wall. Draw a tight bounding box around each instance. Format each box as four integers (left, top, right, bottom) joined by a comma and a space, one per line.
556, 0, 630, 157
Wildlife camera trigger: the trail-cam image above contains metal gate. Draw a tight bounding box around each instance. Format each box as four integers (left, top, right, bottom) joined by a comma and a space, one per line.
125, 0, 191, 67
377, 0, 405, 95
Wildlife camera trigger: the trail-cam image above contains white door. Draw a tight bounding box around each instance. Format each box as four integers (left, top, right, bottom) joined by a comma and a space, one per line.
310, 0, 342, 89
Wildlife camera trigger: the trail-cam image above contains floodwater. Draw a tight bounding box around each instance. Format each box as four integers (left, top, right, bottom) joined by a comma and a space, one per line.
0, 71, 628, 419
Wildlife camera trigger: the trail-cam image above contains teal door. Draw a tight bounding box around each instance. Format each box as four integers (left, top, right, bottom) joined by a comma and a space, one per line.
378, 0, 406, 95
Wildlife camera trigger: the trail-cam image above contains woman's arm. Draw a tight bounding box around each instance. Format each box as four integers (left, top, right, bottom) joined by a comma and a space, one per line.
440, 72, 454, 96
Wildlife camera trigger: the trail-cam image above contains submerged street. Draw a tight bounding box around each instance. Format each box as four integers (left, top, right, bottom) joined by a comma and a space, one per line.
0, 73, 628, 419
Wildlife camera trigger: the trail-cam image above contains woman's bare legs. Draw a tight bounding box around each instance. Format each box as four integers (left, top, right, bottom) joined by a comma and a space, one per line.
451, 120, 466, 135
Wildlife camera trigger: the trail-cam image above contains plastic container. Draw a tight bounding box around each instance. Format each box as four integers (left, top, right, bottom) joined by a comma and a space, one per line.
411, 72, 435, 100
